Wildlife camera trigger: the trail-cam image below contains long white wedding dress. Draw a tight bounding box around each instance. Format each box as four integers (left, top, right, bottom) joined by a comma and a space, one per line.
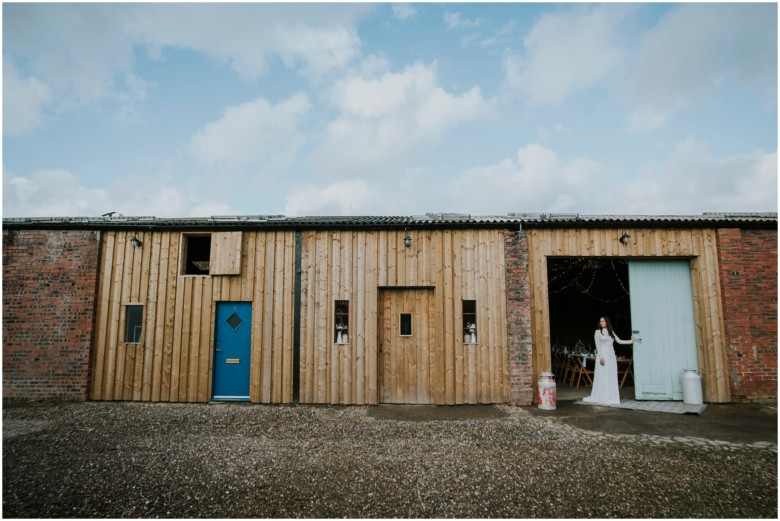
582, 328, 633, 405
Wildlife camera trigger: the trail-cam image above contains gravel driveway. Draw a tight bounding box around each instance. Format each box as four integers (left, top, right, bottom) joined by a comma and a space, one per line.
3, 401, 777, 518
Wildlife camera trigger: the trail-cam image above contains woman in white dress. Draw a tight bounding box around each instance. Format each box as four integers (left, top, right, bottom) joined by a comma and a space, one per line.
583, 316, 635, 405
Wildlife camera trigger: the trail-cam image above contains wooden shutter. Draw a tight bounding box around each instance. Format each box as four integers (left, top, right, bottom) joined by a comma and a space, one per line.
210, 232, 242, 275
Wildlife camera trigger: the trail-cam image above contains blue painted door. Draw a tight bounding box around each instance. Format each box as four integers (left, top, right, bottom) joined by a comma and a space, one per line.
212, 302, 252, 401
629, 260, 698, 400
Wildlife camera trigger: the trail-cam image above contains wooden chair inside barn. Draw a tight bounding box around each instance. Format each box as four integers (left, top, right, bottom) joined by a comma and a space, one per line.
617, 357, 633, 389
570, 357, 593, 388
552, 352, 566, 381
560, 354, 575, 384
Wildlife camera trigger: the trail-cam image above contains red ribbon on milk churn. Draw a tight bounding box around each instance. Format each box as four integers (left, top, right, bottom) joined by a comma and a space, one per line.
537, 371, 557, 410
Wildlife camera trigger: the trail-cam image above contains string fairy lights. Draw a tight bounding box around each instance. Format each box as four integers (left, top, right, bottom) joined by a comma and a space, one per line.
547, 257, 629, 303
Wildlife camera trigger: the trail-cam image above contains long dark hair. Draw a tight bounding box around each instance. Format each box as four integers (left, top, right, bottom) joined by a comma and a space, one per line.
599, 316, 616, 339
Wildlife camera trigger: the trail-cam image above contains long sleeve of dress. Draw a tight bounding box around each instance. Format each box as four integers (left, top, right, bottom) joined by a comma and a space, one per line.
594, 330, 633, 358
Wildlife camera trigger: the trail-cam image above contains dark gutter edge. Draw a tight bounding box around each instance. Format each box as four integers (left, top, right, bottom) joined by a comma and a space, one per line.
1, 221, 519, 232
4, 220, 777, 231
518, 220, 778, 230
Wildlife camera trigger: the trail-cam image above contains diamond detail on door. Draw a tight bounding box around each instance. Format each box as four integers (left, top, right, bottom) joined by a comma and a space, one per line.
226, 312, 244, 331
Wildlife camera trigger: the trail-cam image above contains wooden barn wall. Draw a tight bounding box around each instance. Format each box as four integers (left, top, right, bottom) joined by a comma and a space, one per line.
526, 228, 730, 403
298, 229, 509, 405
91, 228, 509, 405
90, 230, 296, 403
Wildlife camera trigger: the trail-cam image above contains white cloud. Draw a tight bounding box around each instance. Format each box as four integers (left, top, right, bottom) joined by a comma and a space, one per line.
114, 73, 154, 124
3, 3, 366, 134
131, 4, 366, 80
190, 202, 234, 217
285, 180, 374, 216
5, 4, 136, 108
502, 5, 629, 105
3, 169, 112, 217
315, 61, 494, 176
392, 4, 416, 21
266, 23, 361, 79
444, 11, 482, 31
190, 94, 310, 167
3, 60, 53, 135
2, 168, 236, 218
445, 144, 606, 213
622, 139, 777, 213
627, 3, 777, 132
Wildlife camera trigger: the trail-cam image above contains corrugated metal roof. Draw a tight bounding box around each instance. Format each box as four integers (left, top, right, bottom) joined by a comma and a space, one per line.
3, 212, 776, 230
509, 212, 778, 227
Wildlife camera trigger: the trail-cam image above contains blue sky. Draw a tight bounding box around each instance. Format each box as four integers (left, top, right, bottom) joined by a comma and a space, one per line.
3, 2, 777, 218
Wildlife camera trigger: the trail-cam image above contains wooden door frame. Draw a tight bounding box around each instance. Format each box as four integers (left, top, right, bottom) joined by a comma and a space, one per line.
377, 286, 436, 404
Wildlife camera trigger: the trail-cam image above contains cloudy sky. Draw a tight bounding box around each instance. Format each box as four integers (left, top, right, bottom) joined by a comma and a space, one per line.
3, 2, 777, 218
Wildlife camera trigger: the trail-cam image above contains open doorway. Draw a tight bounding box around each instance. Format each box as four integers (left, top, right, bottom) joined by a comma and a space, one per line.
547, 257, 634, 400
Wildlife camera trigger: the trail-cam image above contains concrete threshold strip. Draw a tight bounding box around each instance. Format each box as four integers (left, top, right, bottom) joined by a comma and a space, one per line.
575, 399, 707, 415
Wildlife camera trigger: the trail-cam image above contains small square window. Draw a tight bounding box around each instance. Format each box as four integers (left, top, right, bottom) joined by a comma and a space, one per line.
400, 313, 413, 337
125, 305, 143, 343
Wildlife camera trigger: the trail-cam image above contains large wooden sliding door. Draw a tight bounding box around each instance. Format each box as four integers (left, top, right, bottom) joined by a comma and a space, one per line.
629, 260, 698, 400
378, 288, 435, 404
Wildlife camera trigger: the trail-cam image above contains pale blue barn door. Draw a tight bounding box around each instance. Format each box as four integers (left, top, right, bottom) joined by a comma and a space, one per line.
212, 302, 252, 401
629, 260, 698, 400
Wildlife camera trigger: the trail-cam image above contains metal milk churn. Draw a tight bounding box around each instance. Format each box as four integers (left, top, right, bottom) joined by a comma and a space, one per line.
682, 368, 703, 405
537, 371, 557, 410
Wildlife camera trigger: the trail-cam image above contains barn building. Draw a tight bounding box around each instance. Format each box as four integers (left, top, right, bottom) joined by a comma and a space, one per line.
3, 213, 776, 406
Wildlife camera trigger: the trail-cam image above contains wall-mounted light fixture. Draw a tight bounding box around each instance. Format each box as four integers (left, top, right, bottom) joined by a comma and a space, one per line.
403, 230, 412, 248
619, 231, 631, 245
130, 234, 143, 248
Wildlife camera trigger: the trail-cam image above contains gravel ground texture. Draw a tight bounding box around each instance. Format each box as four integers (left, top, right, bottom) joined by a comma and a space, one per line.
3, 401, 777, 519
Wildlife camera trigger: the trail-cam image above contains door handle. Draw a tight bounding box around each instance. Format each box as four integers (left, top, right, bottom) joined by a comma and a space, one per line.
632, 331, 642, 343
379, 343, 383, 353
216, 342, 222, 352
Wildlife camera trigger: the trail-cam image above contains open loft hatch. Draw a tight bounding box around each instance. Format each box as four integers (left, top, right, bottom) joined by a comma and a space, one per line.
547, 257, 633, 357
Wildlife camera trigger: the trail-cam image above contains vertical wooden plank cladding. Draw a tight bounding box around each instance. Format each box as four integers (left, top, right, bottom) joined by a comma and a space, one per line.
91, 232, 115, 400
186, 277, 203, 401
249, 234, 266, 403
152, 233, 172, 401
106, 232, 129, 400
261, 234, 276, 403
452, 232, 464, 404
303, 232, 317, 403
442, 230, 455, 403
697, 229, 730, 401
140, 233, 162, 401
354, 233, 366, 404
197, 276, 213, 402
94, 227, 512, 405
282, 232, 295, 403
92, 230, 298, 404
160, 233, 180, 401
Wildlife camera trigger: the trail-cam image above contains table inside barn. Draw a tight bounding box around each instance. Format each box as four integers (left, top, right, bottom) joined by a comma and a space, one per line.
551, 347, 633, 389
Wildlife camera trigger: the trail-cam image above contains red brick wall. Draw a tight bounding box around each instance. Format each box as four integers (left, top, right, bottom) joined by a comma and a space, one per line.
717, 228, 777, 403
504, 230, 534, 405
3, 229, 100, 400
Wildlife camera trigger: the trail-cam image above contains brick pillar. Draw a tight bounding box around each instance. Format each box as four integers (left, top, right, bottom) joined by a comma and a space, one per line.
717, 228, 777, 403
504, 228, 534, 405
3, 229, 101, 401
